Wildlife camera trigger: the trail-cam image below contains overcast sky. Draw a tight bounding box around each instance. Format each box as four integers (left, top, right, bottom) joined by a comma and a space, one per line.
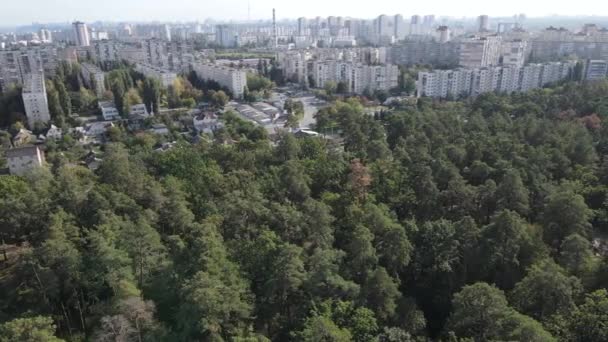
2, 0, 608, 26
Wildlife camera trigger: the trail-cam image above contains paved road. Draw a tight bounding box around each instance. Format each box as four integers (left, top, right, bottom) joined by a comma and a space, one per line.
293, 96, 323, 129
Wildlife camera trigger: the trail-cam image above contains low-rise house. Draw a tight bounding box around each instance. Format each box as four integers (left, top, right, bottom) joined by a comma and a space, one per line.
45, 125, 62, 140
12, 128, 34, 147
252, 102, 282, 121
5, 145, 45, 176
235, 104, 273, 125
84, 121, 114, 138
130, 104, 150, 117
193, 112, 223, 134
99, 101, 121, 121
128, 104, 152, 128
125, 104, 152, 130
154, 141, 177, 152
82, 150, 102, 170
149, 124, 170, 135
294, 129, 320, 138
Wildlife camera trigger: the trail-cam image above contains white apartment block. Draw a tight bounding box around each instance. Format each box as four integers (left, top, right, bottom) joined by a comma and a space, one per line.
0, 50, 22, 89
192, 63, 247, 99
277, 51, 311, 83
519, 64, 543, 91
134, 62, 177, 88
459, 36, 502, 68
145, 39, 169, 67
73, 21, 90, 47
311, 60, 399, 93
93, 40, 119, 62
119, 47, 147, 64
541, 62, 573, 84
356, 64, 400, 93
22, 73, 51, 128
585, 60, 608, 80
417, 70, 450, 98
0, 46, 58, 89
473, 67, 502, 95
5, 145, 45, 176
417, 61, 576, 99
81, 63, 106, 96
498, 66, 521, 93
501, 40, 528, 68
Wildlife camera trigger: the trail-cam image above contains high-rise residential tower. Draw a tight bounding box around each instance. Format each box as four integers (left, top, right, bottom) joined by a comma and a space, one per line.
478, 15, 490, 32
72, 21, 90, 46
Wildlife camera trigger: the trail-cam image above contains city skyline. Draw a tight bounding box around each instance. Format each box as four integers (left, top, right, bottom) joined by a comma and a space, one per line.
4, 0, 608, 27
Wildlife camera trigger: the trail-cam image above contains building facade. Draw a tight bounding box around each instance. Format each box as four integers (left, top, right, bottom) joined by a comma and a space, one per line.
22, 73, 51, 128
459, 36, 502, 68
81, 63, 106, 96
585, 60, 608, 80
73, 21, 90, 47
6, 145, 45, 176
417, 61, 576, 98
134, 62, 177, 88
311, 60, 399, 93
192, 62, 247, 99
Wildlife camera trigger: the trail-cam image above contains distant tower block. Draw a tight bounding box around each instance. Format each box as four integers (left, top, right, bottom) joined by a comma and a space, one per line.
273, 8, 278, 48
437, 26, 450, 43
478, 15, 489, 32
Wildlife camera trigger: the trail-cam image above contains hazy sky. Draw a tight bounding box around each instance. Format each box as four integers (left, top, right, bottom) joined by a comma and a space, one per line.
2, 0, 608, 26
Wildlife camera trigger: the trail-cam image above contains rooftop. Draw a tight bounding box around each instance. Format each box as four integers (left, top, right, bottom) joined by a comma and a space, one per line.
81, 62, 104, 73
5, 145, 41, 158
98, 101, 116, 109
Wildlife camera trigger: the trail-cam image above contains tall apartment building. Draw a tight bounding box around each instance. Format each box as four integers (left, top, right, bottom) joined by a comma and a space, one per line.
473, 67, 502, 94
216, 25, 238, 48
134, 62, 177, 88
73, 21, 90, 47
277, 51, 311, 83
144, 39, 168, 67
585, 60, 608, 80
0, 46, 57, 90
0, 50, 24, 89
437, 26, 451, 43
529, 27, 608, 62
357, 64, 400, 93
297, 18, 309, 36
39, 29, 52, 43
459, 36, 502, 68
410, 15, 422, 36
118, 46, 147, 64
423, 15, 435, 31
391, 41, 460, 67
416, 69, 475, 98
22, 73, 51, 128
192, 63, 247, 99
519, 64, 543, 91
81, 63, 106, 96
478, 15, 490, 32
376, 15, 393, 38
93, 40, 119, 62
311, 60, 398, 93
541, 61, 574, 84
501, 40, 528, 68
417, 61, 576, 98
394, 15, 407, 40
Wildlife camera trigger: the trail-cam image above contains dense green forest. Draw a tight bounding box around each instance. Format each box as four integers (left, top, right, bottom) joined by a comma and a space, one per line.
3, 80, 608, 341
